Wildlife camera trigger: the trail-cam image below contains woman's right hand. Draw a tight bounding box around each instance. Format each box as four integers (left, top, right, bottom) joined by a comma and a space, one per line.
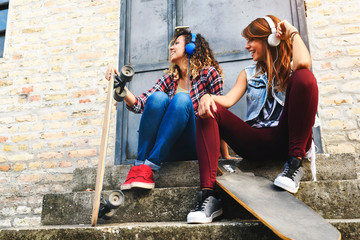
105, 66, 119, 81
198, 93, 217, 119
276, 20, 298, 40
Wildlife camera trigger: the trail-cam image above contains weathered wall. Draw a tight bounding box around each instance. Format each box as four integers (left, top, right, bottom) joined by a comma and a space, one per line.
305, 0, 360, 154
0, 0, 120, 228
0, 0, 359, 229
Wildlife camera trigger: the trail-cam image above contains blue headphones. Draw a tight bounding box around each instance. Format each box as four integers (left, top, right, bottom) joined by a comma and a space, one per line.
185, 33, 197, 55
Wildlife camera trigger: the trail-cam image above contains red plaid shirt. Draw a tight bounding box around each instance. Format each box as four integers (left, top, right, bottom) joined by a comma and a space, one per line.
127, 66, 223, 115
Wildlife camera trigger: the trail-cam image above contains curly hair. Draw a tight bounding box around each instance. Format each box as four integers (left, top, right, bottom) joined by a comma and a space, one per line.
242, 15, 292, 92
165, 29, 223, 80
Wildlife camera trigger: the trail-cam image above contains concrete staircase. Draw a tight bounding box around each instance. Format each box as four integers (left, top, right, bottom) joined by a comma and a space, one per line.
0, 153, 359, 239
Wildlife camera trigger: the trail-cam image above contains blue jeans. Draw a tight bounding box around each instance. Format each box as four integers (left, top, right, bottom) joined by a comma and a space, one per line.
135, 92, 197, 171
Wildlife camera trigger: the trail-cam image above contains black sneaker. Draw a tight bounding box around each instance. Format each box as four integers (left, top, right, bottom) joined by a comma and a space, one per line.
274, 156, 303, 193
187, 189, 223, 223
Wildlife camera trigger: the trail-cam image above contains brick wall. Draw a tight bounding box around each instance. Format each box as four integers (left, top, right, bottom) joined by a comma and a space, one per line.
305, 0, 360, 154
0, 0, 359, 229
0, 0, 120, 228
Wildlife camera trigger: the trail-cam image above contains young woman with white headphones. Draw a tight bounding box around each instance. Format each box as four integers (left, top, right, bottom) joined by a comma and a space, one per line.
187, 15, 318, 224
105, 28, 223, 190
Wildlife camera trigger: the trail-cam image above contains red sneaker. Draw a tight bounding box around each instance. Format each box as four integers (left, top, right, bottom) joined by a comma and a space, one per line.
121, 165, 139, 190
131, 164, 155, 189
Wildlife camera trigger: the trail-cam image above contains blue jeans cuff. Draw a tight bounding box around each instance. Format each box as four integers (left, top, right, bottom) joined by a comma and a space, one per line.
144, 160, 161, 172
134, 160, 145, 166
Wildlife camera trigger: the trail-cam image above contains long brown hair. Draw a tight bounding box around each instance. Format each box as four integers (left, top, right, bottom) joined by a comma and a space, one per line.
242, 15, 292, 92
166, 29, 223, 80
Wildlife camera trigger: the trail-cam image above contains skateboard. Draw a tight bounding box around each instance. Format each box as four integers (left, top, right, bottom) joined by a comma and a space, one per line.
113, 65, 135, 102
91, 66, 134, 226
216, 163, 341, 240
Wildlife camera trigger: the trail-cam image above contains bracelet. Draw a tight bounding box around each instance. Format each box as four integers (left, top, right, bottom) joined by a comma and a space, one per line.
290, 31, 299, 42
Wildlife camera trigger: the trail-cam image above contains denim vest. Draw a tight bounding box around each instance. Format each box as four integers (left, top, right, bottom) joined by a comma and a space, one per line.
244, 65, 286, 122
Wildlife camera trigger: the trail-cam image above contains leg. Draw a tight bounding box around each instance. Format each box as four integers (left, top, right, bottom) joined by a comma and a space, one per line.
122, 92, 169, 190
189, 105, 281, 224
274, 69, 318, 193
147, 93, 196, 168
197, 104, 281, 189
137, 92, 170, 162
166, 105, 197, 162
286, 69, 318, 157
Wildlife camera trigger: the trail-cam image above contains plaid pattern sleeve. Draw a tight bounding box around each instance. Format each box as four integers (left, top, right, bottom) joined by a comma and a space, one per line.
190, 66, 224, 115
126, 74, 175, 114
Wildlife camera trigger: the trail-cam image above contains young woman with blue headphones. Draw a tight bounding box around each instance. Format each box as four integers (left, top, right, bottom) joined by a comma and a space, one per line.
187, 15, 318, 224
105, 28, 223, 190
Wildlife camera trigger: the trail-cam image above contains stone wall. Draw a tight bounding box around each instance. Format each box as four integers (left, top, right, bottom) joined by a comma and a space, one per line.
305, 0, 360, 154
0, 0, 120, 228
0, 0, 359, 229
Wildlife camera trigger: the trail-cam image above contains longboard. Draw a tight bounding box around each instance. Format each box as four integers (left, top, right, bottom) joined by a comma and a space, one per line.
91, 70, 116, 226
216, 163, 341, 240
91, 66, 133, 226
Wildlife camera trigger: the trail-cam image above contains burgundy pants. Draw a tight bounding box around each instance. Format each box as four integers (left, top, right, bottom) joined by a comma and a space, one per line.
196, 69, 318, 188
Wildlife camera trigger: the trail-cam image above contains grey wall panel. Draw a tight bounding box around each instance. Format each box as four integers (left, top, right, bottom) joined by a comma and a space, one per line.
181, 0, 293, 57
129, 0, 170, 65
219, 59, 254, 120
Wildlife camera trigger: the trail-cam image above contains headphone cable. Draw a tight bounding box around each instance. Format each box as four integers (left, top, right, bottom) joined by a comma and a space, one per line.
187, 55, 190, 95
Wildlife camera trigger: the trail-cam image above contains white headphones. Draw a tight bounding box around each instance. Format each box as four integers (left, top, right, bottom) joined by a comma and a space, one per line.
264, 16, 280, 47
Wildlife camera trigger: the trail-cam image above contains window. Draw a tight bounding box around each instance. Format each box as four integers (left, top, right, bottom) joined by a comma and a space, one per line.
0, 0, 9, 58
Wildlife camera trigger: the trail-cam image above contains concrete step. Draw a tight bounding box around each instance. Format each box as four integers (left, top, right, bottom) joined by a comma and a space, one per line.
296, 180, 360, 219
236, 153, 358, 182
72, 160, 200, 192
72, 153, 358, 191
42, 179, 360, 226
42, 187, 199, 226
2, 220, 360, 240
330, 219, 360, 240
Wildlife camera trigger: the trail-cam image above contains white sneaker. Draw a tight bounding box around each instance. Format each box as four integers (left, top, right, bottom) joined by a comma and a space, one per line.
187, 190, 223, 224
274, 157, 303, 193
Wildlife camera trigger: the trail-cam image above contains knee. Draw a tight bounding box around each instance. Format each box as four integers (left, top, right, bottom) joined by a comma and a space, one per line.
146, 92, 170, 110
291, 69, 318, 90
172, 93, 192, 105
169, 93, 193, 112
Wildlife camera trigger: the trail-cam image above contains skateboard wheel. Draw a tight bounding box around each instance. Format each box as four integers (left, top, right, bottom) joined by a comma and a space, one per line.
113, 88, 127, 102
107, 190, 125, 209
102, 208, 117, 220
120, 65, 134, 83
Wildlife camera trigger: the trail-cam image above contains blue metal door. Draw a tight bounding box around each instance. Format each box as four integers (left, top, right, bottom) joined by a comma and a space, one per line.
115, 0, 316, 164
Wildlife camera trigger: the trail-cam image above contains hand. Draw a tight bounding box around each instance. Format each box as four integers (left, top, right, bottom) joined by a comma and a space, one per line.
198, 94, 217, 119
105, 66, 119, 81
276, 20, 298, 40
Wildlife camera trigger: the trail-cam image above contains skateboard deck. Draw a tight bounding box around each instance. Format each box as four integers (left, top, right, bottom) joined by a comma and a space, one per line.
91, 66, 133, 226
91, 70, 115, 226
216, 163, 341, 240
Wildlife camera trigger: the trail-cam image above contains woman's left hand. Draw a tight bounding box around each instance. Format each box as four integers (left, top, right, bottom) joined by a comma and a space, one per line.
105, 66, 119, 81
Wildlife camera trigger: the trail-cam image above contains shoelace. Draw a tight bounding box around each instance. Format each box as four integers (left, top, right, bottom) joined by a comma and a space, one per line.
201, 198, 210, 211
282, 166, 300, 181
193, 197, 210, 211
194, 201, 202, 211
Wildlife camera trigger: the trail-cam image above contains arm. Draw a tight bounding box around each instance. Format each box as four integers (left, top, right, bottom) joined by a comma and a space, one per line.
276, 20, 312, 71
220, 139, 230, 159
198, 69, 247, 119
105, 66, 169, 113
